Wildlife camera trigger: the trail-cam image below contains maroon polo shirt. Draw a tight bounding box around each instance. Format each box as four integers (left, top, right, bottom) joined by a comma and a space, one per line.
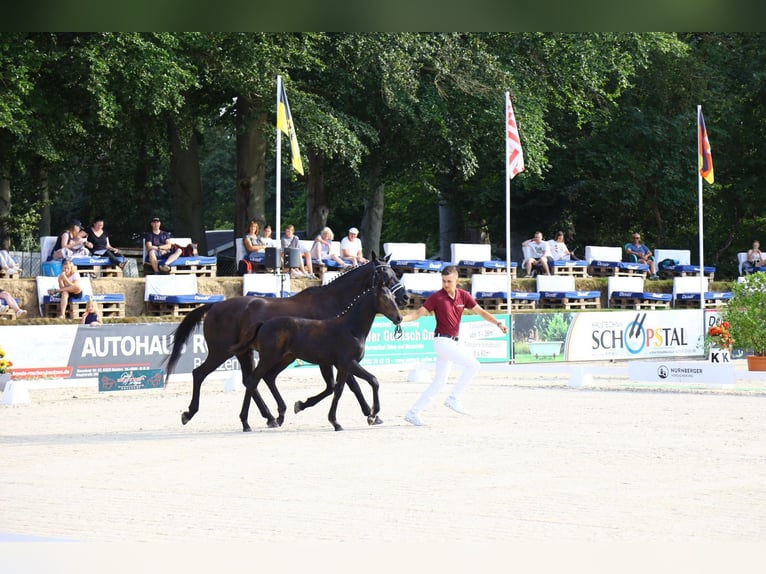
423, 288, 477, 338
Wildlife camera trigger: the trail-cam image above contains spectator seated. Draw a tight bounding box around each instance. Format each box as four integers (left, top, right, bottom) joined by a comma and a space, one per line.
41, 235, 125, 278
383, 242, 445, 276
586, 245, 648, 278
0, 295, 23, 320
400, 272, 443, 309
607, 276, 672, 310
236, 238, 266, 274
736, 251, 766, 276
536, 275, 600, 310
0, 251, 21, 279
545, 240, 588, 277
143, 237, 217, 277
450, 243, 516, 278
242, 273, 293, 298
37, 275, 92, 318
654, 248, 715, 280
307, 239, 347, 273
470, 273, 539, 311
672, 276, 732, 309
144, 274, 224, 317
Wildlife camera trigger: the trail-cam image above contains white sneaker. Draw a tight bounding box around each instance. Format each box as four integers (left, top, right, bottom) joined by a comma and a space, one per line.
404, 410, 425, 426
444, 396, 468, 415
16, 309, 27, 318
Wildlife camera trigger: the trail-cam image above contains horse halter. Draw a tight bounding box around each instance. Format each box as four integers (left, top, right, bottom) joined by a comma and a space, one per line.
372, 261, 405, 297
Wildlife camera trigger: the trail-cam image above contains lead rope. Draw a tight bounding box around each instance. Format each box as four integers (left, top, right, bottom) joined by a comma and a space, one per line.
394, 324, 403, 339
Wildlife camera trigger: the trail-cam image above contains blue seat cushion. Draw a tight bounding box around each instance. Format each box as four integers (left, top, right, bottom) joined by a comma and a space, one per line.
611, 291, 672, 302
669, 264, 716, 274
676, 291, 733, 301
72, 255, 126, 266
147, 293, 224, 304
539, 290, 601, 299
390, 259, 446, 272
245, 291, 294, 298
591, 260, 650, 272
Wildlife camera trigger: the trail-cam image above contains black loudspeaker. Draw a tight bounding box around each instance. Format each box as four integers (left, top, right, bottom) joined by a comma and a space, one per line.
265, 247, 281, 269
285, 247, 301, 268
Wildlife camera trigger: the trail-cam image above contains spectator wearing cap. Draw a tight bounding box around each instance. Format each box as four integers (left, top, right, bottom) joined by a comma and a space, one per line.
51, 219, 91, 260
340, 226, 368, 266
144, 216, 183, 274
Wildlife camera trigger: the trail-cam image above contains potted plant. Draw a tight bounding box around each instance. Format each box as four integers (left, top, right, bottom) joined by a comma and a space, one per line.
0, 344, 13, 391
720, 271, 766, 370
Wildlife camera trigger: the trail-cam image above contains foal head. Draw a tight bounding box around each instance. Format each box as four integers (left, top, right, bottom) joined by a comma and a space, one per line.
375, 284, 403, 326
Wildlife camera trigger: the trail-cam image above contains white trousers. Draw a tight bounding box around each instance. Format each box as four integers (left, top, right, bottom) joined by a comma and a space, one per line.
409, 337, 480, 414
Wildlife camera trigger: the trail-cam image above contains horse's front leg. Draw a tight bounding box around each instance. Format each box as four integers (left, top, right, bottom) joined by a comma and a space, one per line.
294, 364, 335, 414
347, 363, 381, 425
182, 356, 223, 425
328, 368, 349, 432
240, 368, 278, 431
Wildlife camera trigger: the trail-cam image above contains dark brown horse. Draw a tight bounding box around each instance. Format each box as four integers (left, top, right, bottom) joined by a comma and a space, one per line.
230, 283, 403, 431
165, 252, 408, 427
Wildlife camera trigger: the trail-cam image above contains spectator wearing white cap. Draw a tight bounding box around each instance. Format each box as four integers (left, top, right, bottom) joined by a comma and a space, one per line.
340, 226, 368, 266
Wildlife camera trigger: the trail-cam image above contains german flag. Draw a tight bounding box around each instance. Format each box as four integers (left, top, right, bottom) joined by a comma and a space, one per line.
277, 81, 304, 176
698, 108, 714, 184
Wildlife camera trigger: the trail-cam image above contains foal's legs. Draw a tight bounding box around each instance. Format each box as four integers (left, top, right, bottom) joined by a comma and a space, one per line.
328, 368, 349, 432
294, 364, 336, 414
239, 355, 293, 431
239, 366, 279, 432
294, 369, 378, 423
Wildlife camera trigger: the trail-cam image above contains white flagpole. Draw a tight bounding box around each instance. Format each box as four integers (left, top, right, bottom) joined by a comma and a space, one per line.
275, 76, 283, 296
505, 91, 513, 363
695, 105, 705, 310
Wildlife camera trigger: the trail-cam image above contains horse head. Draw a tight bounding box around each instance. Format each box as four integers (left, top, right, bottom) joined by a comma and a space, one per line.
370, 251, 409, 309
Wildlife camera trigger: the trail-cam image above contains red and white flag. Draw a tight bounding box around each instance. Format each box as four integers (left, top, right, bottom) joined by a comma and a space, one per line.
506, 93, 525, 179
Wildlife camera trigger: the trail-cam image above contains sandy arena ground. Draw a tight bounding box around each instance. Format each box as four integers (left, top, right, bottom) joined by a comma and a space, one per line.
2, 364, 765, 570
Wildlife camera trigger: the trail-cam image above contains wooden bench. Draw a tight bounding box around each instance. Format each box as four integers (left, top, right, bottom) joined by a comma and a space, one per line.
607, 277, 671, 310
144, 275, 224, 317
672, 277, 732, 310
536, 275, 601, 310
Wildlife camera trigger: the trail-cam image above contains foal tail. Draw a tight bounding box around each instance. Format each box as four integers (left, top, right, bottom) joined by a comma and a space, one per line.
228, 322, 265, 357
165, 303, 215, 376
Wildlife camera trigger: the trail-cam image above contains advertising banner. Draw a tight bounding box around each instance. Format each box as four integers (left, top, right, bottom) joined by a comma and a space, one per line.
2, 315, 511, 380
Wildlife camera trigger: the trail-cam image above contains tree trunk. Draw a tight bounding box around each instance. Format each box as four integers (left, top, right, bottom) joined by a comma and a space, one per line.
35, 159, 51, 238
306, 152, 328, 238
235, 95, 266, 240
438, 189, 464, 262
361, 159, 385, 258
0, 171, 9, 250
168, 119, 206, 253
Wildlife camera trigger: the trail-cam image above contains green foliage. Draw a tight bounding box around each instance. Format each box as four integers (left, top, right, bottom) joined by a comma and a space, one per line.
721, 272, 766, 356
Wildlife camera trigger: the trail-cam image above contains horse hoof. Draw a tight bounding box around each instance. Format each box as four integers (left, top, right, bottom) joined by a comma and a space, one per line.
242, 425, 252, 433
333, 423, 344, 432
293, 401, 303, 414
277, 416, 285, 427
267, 419, 279, 428
181, 412, 190, 425
367, 415, 383, 426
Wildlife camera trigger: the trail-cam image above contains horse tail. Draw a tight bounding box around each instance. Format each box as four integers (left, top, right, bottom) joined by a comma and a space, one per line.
165, 303, 215, 375
229, 321, 265, 357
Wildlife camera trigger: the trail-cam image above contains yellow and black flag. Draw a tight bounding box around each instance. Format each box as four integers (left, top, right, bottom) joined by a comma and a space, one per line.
277, 80, 304, 176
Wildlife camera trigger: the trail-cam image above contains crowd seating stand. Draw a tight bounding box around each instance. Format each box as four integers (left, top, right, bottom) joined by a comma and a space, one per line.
585, 245, 648, 278
672, 276, 732, 309
536, 275, 601, 310
242, 273, 293, 297
450, 243, 516, 279
470, 273, 539, 311
607, 277, 672, 310
144, 275, 224, 317
142, 237, 217, 278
